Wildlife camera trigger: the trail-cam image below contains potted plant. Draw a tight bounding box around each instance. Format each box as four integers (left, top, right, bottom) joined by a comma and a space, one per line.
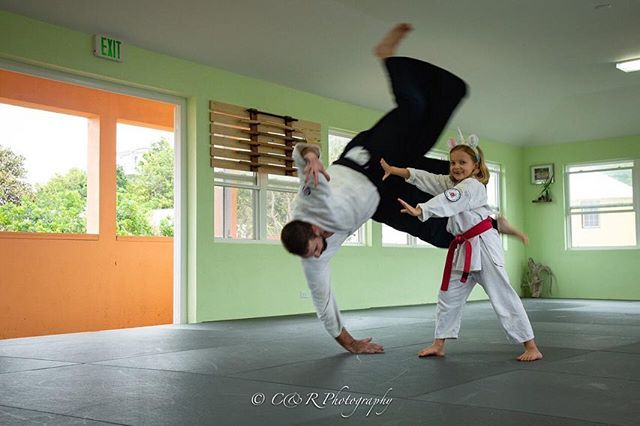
521, 257, 554, 297
533, 177, 553, 203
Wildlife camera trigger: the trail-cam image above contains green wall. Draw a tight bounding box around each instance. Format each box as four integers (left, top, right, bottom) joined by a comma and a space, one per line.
7, 11, 638, 330
523, 135, 640, 300
198, 132, 527, 323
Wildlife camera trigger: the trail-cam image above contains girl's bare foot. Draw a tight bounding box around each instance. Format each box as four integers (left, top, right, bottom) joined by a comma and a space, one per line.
497, 215, 529, 245
418, 339, 446, 357
374, 23, 413, 59
517, 340, 543, 362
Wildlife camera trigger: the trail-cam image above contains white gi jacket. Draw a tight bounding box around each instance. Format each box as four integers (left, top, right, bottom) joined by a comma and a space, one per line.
406, 168, 504, 272
291, 144, 380, 337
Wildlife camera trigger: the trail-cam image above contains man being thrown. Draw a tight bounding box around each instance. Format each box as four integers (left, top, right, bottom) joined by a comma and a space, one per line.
280, 23, 526, 354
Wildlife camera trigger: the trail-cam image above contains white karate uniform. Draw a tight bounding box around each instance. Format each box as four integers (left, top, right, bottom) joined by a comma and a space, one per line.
291, 144, 380, 337
407, 168, 534, 344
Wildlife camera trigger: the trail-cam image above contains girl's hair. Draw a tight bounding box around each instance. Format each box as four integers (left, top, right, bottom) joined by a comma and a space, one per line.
450, 145, 490, 185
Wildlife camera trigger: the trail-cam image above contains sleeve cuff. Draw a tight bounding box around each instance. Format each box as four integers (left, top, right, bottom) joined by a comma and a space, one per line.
405, 168, 417, 184
418, 203, 431, 222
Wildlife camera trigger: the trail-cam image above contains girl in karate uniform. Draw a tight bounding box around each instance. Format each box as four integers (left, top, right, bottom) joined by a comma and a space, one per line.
381, 133, 543, 362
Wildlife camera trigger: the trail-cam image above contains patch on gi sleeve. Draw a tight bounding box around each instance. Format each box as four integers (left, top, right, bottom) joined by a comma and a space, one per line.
302, 185, 311, 196
444, 188, 461, 202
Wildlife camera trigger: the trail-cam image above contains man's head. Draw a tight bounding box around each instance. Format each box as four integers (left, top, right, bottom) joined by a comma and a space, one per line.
281, 220, 328, 258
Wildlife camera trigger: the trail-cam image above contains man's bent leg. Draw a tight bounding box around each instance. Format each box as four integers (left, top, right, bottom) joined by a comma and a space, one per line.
336, 57, 466, 178
384, 57, 466, 161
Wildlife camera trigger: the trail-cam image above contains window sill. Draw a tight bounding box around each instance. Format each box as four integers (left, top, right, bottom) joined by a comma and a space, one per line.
567, 245, 638, 251
381, 244, 438, 249
0, 232, 99, 241
213, 238, 368, 247
116, 235, 173, 242
213, 238, 281, 245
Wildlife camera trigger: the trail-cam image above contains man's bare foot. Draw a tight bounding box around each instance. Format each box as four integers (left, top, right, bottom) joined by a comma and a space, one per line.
497, 215, 529, 245
517, 340, 543, 362
418, 339, 445, 357
374, 23, 413, 59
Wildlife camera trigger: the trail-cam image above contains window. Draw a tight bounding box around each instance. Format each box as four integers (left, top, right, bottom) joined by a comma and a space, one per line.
486, 162, 502, 214
328, 130, 365, 245
265, 174, 299, 240
581, 213, 600, 229
566, 160, 636, 248
382, 224, 419, 246
213, 168, 298, 240
116, 123, 175, 237
214, 169, 257, 240
210, 101, 320, 242
0, 102, 96, 234
382, 150, 502, 246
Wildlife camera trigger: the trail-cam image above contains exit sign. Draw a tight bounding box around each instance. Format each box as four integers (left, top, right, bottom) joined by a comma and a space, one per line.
93, 35, 123, 62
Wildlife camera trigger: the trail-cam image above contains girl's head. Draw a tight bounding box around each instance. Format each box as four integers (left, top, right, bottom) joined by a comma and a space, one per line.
448, 135, 490, 184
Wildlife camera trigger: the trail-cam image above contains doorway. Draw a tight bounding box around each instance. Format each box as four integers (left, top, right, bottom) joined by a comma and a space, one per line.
0, 65, 185, 338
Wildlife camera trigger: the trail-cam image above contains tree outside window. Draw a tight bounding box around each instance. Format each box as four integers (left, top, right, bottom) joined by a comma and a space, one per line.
116, 123, 175, 237
0, 103, 91, 233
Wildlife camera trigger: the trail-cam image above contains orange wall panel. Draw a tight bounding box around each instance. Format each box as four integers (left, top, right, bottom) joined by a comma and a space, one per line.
0, 69, 175, 339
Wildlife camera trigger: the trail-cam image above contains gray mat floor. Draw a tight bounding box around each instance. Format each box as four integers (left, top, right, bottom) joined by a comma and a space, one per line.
0, 299, 638, 425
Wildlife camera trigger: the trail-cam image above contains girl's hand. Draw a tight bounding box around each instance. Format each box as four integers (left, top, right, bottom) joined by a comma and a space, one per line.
380, 158, 410, 180
398, 198, 422, 217
380, 158, 392, 181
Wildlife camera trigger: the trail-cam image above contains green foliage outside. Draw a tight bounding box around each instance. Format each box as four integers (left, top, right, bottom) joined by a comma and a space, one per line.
328, 134, 349, 164
0, 167, 87, 233
266, 190, 296, 240
0, 139, 174, 236
117, 139, 174, 236
127, 139, 174, 210
0, 145, 32, 206
216, 180, 297, 240
233, 187, 254, 239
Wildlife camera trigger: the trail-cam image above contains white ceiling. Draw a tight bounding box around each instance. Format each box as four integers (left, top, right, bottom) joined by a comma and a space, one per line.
1, 0, 640, 145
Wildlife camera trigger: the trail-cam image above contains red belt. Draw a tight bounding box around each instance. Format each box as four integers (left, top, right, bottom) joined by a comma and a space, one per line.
441, 218, 493, 291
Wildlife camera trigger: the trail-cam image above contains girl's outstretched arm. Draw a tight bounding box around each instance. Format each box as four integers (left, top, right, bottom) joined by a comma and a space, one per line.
380, 158, 410, 180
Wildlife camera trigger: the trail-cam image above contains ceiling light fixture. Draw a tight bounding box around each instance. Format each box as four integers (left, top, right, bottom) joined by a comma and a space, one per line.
616, 58, 640, 73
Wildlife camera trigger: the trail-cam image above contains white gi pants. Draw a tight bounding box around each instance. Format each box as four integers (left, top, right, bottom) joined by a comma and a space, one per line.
434, 246, 535, 344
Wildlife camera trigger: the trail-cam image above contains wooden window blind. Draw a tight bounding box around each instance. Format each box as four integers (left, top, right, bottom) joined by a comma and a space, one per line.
209, 101, 321, 176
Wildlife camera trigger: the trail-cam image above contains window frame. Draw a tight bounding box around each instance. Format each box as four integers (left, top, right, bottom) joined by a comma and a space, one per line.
486, 161, 503, 214
564, 159, 639, 250
213, 168, 299, 242
214, 128, 371, 245
214, 177, 258, 240
115, 122, 176, 238
0, 101, 95, 236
